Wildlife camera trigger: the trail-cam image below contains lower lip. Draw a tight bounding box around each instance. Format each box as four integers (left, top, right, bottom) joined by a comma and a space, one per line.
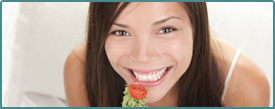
128, 67, 172, 87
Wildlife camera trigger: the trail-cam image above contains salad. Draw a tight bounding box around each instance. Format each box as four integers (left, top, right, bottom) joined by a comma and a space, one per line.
122, 83, 149, 107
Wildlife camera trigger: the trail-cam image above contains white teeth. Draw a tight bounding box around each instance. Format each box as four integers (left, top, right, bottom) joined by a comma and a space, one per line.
133, 67, 168, 81
142, 75, 147, 81
136, 74, 139, 80
148, 75, 152, 81
153, 74, 156, 79
157, 73, 160, 79
153, 76, 157, 81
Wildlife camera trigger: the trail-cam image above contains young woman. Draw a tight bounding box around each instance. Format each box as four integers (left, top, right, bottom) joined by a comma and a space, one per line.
64, 2, 270, 107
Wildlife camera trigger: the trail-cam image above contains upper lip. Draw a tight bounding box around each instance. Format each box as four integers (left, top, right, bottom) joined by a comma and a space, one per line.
127, 67, 168, 74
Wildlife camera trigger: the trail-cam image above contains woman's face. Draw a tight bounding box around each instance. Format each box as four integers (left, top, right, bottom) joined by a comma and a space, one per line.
105, 2, 193, 103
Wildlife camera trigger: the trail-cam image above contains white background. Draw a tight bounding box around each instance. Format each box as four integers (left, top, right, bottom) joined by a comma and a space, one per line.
2, 2, 273, 107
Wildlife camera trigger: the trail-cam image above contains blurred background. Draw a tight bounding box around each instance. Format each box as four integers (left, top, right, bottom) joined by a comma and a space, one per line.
2, 2, 273, 107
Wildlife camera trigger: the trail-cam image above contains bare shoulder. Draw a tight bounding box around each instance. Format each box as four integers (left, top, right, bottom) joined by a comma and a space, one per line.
63, 41, 89, 107
212, 37, 270, 107
71, 41, 87, 63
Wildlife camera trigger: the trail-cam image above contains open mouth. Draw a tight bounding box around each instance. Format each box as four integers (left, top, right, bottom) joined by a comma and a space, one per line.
128, 66, 173, 82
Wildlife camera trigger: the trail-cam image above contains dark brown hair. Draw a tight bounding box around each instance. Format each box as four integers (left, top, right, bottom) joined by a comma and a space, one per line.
85, 2, 225, 107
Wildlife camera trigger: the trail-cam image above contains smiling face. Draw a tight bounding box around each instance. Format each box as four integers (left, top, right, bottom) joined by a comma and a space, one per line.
105, 2, 193, 103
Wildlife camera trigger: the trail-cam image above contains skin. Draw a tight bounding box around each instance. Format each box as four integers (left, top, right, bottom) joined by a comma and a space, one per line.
105, 2, 193, 105
64, 2, 270, 107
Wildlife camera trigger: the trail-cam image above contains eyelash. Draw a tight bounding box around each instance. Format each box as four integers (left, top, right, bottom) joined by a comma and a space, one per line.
110, 30, 129, 36
158, 26, 177, 34
110, 26, 177, 36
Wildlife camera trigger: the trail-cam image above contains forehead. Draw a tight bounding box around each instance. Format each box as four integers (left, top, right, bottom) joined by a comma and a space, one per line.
115, 2, 187, 23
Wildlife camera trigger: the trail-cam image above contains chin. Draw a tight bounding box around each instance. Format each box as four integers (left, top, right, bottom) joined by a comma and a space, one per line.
145, 89, 166, 103
146, 96, 161, 103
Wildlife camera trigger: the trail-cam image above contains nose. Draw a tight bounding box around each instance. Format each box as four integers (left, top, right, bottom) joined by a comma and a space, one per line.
128, 37, 161, 64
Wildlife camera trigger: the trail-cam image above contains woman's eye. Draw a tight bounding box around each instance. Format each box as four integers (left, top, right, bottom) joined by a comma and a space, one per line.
110, 30, 130, 36
158, 27, 177, 34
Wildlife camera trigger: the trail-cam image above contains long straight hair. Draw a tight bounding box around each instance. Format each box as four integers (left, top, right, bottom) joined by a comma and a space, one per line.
85, 2, 225, 107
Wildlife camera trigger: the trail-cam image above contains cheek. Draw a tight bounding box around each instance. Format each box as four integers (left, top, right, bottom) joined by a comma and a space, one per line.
105, 38, 128, 64
105, 38, 123, 71
105, 38, 115, 63
161, 34, 193, 63
105, 38, 136, 84
105, 37, 132, 77
160, 31, 193, 76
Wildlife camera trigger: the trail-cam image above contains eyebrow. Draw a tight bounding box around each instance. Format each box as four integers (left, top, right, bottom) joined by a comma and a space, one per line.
113, 23, 129, 28
153, 16, 182, 26
113, 16, 183, 28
